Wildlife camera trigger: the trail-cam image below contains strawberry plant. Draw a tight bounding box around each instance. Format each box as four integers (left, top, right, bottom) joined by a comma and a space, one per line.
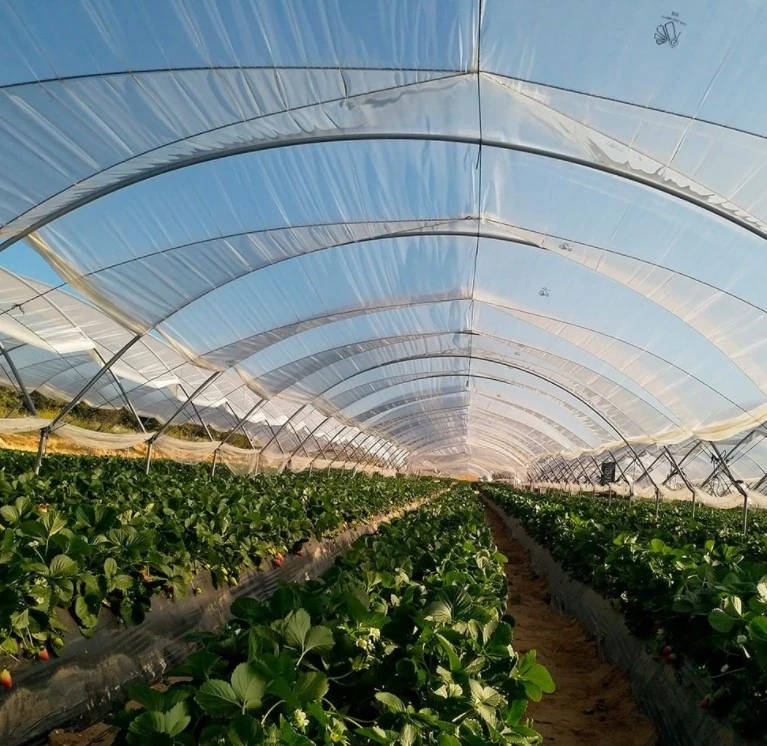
0, 450, 436, 659
110, 488, 552, 744
482, 485, 767, 737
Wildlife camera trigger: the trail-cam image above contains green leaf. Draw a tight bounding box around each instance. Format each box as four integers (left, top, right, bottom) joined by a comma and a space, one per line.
231, 663, 266, 712
169, 650, 226, 681
284, 608, 311, 649
104, 557, 118, 577
127, 702, 190, 741
435, 632, 462, 673
303, 625, 334, 656
748, 616, 767, 645
195, 680, 240, 717
524, 663, 555, 694
438, 735, 462, 746
49, 554, 78, 577
283, 609, 334, 657
709, 608, 736, 634
375, 691, 407, 713
74, 593, 101, 628
227, 715, 264, 746
400, 723, 417, 746
295, 671, 329, 703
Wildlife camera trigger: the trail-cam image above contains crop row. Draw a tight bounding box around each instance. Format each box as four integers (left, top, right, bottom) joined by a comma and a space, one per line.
112, 488, 553, 745
481, 485, 767, 738
0, 450, 436, 662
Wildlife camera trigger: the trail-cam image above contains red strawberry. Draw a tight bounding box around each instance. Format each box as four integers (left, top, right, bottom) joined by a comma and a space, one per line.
0, 669, 11, 689
661, 645, 672, 658
274, 554, 285, 568
38, 648, 50, 662
666, 653, 678, 665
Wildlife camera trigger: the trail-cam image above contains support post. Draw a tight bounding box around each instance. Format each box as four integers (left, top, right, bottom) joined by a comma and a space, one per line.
220, 400, 266, 448
307, 424, 349, 469
94, 350, 145, 433
144, 372, 222, 474
709, 442, 750, 535
662, 446, 697, 516
33, 427, 49, 475
49, 335, 142, 432
0, 342, 37, 415
328, 431, 367, 472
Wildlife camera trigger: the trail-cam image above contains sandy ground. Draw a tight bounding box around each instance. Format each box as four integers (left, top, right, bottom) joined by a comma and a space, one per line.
485, 505, 659, 746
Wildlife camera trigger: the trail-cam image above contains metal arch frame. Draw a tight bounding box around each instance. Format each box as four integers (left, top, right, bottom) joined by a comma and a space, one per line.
406, 436, 528, 472
307, 423, 352, 468
398, 419, 533, 464
27, 211, 767, 363
377, 401, 559, 458
259, 324, 678, 433
332, 362, 606, 438
259, 350, 622, 466
143, 372, 223, 473
15, 211, 758, 432
403, 429, 530, 471
328, 353, 661, 477
107, 219, 760, 407
198, 293, 740, 441
8, 127, 767, 257
16, 163, 764, 440
93, 349, 145, 432
307, 354, 610, 443
346, 380, 593, 452
0, 341, 37, 415
326, 431, 371, 471
33, 296, 746, 467
379, 406, 551, 465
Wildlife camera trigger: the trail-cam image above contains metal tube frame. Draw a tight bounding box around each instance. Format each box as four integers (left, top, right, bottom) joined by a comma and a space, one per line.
144, 372, 222, 474
709, 441, 750, 535
0, 342, 37, 415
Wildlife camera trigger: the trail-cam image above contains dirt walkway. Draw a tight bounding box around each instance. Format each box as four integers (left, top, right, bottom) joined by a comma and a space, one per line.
485, 506, 659, 746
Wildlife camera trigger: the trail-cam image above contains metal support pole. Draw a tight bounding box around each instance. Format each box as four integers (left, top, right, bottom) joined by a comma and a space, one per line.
49, 335, 142, 432
751, 470, 767, 495
364, 440, 395, 469
220, 400, 267, 448
33, 427, 48, 475
259, 403, 308, 454
307, 424, 349, 468
346, 433, 378, 466
94, 350, 145, 433
709, 441, 750, 535
328, 431, 367, 471
662, 446, 697, 516
662, 440, 703, 486
0, 342, 37, 415
144, 372, 222, 474
354, 437, 384, 471
284, 415, 332, 464
178, 384, 214, 442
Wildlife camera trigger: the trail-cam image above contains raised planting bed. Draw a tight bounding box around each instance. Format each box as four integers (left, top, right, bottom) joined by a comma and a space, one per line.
107, 487, 553, 745
482, 492, 755, 746
0, 497, 429, 746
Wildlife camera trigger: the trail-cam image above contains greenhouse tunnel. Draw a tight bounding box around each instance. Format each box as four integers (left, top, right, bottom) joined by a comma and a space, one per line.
1, 0, 767, 502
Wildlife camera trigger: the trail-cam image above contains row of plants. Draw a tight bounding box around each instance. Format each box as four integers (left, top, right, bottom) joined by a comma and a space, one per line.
480, 485, 767, 738
0, 449, 437, 664
112, 488, 553, 745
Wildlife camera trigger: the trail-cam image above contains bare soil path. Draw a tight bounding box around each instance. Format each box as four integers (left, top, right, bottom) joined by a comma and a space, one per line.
485, 505, 659, 746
